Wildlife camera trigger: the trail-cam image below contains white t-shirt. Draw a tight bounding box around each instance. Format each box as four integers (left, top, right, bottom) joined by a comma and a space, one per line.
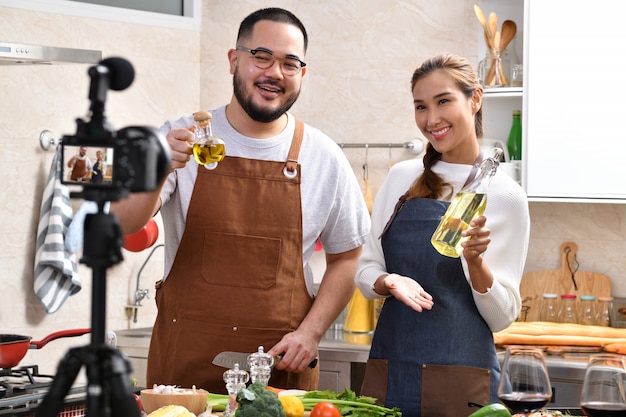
355, 157, 530, 332
158, 106, 371, 295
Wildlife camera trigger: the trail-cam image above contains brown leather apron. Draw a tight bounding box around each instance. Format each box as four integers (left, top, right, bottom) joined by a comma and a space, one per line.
146, 120, 318, 393
70, 158, 87, 181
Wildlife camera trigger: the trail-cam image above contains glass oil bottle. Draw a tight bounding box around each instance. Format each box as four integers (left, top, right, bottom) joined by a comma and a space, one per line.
193, 110, 225, 170
431, 148, 502, 258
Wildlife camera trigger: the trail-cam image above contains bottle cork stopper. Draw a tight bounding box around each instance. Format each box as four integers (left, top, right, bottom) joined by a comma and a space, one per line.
193, 111, 212, 127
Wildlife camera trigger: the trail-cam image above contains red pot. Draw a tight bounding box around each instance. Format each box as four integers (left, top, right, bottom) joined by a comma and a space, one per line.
123, 218, 159, 252
0, 328, 90, 368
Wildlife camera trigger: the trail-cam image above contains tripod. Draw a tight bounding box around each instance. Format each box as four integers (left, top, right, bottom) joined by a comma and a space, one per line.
35, 199, 141, 417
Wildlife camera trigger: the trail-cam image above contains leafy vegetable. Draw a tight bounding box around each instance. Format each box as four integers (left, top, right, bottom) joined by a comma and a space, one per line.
206, 392, 229, 412
300, 388, 402, 417
235, 381, 286, 417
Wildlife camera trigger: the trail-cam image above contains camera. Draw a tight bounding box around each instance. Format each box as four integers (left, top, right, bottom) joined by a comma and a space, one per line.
60, 57, 170, 201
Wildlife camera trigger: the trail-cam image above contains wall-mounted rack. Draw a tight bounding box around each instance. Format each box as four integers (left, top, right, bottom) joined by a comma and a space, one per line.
338, 138, 424, 154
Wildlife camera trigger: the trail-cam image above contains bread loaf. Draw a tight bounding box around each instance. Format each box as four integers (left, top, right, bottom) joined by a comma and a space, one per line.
494, 321, 626, 347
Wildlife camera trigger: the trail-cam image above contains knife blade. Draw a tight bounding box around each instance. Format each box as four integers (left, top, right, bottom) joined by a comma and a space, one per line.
212, 351, 318, 371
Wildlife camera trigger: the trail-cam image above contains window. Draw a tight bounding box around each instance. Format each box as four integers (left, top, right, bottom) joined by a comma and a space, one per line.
68, 0, 186, 16
0, 0, 200, 30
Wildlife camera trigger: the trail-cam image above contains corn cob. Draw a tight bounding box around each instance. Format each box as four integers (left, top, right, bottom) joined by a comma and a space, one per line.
147, 405, 196, 417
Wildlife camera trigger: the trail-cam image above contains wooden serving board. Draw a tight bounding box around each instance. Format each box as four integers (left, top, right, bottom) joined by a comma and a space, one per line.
519, 242, 612, 322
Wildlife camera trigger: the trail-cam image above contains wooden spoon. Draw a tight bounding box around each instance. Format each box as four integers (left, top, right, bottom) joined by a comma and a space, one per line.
487, 20, 517, 86
497, 20, 517, 85
486, 31, 501, 86
487, 12, 498, 49
486, 20, 517, 86
500, 19, 517, 51
473, 4, 492, 48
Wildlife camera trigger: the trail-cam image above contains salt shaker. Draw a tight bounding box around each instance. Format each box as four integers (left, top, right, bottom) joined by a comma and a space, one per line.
247, 346, 274, 387
223, 363, 249, 417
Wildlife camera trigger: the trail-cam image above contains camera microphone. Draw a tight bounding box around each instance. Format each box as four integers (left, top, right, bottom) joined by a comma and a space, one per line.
99, 57, 135, 91
87, 57, 135, 121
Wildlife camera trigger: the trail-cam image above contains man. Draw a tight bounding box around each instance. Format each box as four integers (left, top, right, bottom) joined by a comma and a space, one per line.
66, 146, 92, 182
113, 8, 370, 393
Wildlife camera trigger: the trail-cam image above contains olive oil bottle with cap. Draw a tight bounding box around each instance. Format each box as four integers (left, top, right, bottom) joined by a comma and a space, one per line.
431, 149, 502, 258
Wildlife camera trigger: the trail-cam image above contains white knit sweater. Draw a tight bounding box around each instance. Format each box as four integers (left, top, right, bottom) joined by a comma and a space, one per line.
355, 157, 530, 332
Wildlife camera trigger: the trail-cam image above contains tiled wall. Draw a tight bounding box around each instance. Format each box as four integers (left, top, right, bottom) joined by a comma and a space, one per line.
2, 1, 626, 380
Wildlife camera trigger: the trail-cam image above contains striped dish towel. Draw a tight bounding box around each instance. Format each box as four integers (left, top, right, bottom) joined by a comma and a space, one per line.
34, 147, 80, 313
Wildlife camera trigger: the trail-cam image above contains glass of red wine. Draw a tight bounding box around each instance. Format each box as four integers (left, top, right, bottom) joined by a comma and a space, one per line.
497, 346, 552, 415
580, 353, 626, 417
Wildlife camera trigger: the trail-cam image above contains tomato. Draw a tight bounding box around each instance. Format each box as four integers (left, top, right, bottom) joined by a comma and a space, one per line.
310, 402, 341, 417
133, 393, 143, 412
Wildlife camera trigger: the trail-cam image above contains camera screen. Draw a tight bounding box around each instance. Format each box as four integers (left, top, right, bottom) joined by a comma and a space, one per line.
62, 145, 114, 187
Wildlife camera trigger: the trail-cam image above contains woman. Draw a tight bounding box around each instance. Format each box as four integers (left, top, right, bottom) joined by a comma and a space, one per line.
356, 53, 530, 417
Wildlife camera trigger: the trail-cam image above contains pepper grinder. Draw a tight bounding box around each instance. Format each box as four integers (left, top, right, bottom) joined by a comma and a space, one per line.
223, 363, 249, 417
247, 346, 274, 387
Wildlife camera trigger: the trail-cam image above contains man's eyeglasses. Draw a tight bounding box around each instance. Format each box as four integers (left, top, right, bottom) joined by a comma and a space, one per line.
236, 46, 306, 76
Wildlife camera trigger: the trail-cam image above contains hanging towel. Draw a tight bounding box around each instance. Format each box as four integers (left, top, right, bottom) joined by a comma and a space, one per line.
66, 200, 110, 253
34, 147, 80, 314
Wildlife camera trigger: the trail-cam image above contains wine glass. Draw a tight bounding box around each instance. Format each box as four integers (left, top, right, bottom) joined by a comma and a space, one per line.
580, 353, 626, 417
497, 346, 552, 415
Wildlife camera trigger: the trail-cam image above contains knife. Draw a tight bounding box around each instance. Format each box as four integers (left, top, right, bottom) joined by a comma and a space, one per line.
212, 351, 318, 372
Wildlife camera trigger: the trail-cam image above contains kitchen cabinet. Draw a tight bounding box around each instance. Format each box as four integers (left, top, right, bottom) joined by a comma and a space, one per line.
115, 327, 370, 392
481, 0, 626, 201
524, 0, 626, 201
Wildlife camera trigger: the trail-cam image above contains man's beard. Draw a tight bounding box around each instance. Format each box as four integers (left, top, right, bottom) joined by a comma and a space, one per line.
233, 68, 300, 123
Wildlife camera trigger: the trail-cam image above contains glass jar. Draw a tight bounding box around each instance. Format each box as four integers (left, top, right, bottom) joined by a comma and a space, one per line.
511, 64, 523, 87
477, 48, 511, 87
558, 294, 577, 324
596, 296, 614, 327
540, 293, 559, 322
578, 295, 597, 325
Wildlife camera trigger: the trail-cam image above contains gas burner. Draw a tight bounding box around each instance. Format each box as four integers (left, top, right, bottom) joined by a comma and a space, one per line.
0, 365, 54, 398
0, 365, 86, 416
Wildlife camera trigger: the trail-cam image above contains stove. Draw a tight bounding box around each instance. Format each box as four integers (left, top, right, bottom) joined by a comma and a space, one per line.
0, 365, 86, 416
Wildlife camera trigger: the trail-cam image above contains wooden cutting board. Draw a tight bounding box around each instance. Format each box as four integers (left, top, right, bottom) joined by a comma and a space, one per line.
519, 242, 612, 322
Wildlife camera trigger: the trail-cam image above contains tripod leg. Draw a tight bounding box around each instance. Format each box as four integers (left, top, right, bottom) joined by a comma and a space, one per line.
34, 347, 84, 417
106, 347, 141, 417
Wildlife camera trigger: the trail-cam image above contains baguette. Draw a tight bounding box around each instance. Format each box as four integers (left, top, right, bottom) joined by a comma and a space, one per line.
604, 343, 626, 354
494, 321, 626, 347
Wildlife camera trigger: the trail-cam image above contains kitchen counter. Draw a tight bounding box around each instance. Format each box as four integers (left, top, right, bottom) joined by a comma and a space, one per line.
113, 326, 372, 391
113, 326, 371, 362
114, 327, 587, 407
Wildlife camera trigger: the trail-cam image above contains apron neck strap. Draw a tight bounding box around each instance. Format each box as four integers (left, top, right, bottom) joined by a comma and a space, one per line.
284, 120, 304, 174
379, 152, 484, 239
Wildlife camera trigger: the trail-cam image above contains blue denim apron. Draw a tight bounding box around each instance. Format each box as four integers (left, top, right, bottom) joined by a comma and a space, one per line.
364, 197, 500, 417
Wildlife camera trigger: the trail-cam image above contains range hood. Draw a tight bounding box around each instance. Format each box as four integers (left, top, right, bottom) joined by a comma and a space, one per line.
0, 42, 101, 65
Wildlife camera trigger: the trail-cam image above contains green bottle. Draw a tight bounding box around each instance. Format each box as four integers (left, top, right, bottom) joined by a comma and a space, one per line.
507, 110, 522, 161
